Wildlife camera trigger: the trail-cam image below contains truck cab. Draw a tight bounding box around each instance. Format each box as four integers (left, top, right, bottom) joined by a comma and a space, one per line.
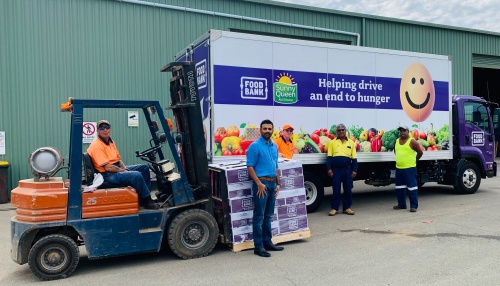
449, 95, 497, 192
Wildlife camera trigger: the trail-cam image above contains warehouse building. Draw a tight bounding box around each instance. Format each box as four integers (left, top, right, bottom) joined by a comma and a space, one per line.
1, 0, 500, 196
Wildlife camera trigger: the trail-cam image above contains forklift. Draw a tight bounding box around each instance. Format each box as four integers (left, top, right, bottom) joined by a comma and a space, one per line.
10, 62, 218, 280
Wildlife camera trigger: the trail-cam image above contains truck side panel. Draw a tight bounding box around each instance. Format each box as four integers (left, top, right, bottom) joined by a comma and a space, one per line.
200, 30, 452, 164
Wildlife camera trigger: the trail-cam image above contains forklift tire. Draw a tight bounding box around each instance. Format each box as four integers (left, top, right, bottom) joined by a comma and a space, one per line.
168, 209, 219, 259
454, 161, 481, 194
304, 172, 324, 213
28, 234, 79, 281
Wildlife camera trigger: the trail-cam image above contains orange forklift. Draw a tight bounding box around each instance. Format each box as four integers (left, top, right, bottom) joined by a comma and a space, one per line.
10, 62, 218, 280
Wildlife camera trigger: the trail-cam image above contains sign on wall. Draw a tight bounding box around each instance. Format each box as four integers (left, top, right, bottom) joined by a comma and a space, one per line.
0, 132, 5, 155
82, 122, 97, 144
128, 111, 139, 127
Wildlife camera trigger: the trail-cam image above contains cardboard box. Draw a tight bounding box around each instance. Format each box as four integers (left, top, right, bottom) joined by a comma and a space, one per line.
278, 215, 309, 234
277, 203, 307, 220
229, 196, 254, 213
212, 159, 309, 246
226, 167, 250, 184
280, 175, 304, 190
230, 211, 253, 228
227, 182, 253, 199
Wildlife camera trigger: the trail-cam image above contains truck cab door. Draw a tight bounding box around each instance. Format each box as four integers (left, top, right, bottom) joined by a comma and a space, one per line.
493, 108, 500, 157
463, 101, 495, 164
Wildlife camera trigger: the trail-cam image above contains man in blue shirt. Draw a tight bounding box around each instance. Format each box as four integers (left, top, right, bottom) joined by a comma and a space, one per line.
246, 119, 284, 257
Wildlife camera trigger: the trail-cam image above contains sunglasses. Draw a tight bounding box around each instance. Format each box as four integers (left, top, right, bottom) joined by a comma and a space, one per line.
284, 129, 293, 133
337, 129, 345, 132
98, 125, 111, 130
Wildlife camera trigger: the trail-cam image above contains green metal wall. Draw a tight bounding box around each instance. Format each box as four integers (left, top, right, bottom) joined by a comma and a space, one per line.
1, 0, 500, 197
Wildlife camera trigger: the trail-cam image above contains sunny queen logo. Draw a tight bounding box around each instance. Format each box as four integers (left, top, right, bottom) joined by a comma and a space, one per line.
274, 72, 298, 104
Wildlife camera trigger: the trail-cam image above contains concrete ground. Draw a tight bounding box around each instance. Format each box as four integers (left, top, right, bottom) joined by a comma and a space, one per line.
1, 166, 500, 285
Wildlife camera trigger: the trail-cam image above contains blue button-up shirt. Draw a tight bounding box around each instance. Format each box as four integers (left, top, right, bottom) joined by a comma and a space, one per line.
246, 136, 278, 177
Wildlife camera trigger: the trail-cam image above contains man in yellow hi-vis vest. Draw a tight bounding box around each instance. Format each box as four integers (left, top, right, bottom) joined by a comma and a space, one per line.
394, 126, 423, 212
326, 124, 358, 216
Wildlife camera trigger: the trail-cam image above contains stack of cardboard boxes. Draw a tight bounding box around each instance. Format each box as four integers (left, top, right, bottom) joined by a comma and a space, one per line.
210, 159, 309, 247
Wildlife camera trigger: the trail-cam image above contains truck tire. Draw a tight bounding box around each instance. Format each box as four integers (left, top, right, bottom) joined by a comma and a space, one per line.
28, 234, 79, 281
304, 172, 324, 213
168, 209, 219, 259
454, 161, 481, 194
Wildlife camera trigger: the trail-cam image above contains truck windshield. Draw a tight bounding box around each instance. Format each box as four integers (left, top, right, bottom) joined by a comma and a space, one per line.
464, 102, 491, 132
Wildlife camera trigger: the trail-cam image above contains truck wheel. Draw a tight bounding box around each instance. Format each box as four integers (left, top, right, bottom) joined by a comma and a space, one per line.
28, 234, 79, 281
454, 162, 481, 194
304, 172, 324, 213
168, 209, 219, 259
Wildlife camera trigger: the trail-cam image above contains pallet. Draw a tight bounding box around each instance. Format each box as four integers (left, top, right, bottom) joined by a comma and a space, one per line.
230, 229, 311, 252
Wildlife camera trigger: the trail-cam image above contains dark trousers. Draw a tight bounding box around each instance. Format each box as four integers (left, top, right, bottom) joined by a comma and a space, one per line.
102, 164, 152, 198
395, 167, 418, 209
331, 167, 353, 211
252, 180, 276, 249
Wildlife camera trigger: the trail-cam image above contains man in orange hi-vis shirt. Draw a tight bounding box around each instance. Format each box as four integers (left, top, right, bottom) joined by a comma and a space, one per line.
274, 124, 297, 159
87, 120, 159, 209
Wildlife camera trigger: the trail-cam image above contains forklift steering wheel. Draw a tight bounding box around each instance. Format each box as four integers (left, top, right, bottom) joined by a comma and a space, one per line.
135, 145, 161, 158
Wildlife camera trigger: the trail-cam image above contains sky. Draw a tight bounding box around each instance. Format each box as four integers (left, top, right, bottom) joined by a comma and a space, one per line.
275, 0, 500, 34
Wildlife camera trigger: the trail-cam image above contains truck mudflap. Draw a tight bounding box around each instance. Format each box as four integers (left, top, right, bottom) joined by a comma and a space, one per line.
11, 218, 66, 265
489, 162, 497, 177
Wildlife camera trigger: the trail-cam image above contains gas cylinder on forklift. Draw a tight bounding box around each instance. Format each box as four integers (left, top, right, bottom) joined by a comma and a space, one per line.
10, 62, 219, 281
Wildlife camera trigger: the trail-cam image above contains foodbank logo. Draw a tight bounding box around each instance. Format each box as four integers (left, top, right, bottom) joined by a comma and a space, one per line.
274, 72, 298, 104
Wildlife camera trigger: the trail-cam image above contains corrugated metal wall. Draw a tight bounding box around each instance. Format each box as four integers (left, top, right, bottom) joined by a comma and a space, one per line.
1, 0, 500, 196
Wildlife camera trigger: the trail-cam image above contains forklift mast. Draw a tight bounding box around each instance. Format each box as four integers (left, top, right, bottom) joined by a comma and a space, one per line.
161, 62, 210, 200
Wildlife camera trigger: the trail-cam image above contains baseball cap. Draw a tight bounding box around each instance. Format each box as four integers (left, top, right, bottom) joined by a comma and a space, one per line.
397, 125, 409, 131
283, 124, 294, 131
97, 120, 110, 127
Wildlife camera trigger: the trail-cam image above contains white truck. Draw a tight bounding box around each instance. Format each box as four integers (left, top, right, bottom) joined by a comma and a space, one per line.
176, 30, 497, 213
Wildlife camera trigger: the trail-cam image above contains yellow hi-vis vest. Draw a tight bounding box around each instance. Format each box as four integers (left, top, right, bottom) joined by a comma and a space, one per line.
395, 138, 416, 169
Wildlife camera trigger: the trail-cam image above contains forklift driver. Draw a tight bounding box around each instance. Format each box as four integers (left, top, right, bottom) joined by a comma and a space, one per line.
87, 120, 160, 209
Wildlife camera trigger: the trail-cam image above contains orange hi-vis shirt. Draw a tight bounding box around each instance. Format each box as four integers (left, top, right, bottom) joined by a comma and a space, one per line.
87, 137, 121, 172
274, 136, 294, 159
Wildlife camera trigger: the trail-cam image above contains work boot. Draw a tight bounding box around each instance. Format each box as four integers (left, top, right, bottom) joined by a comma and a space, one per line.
410, 208, 417, 212
254, 248, 271, 257
343, 208, 355, 215
328, 209, 338, 216
393, 205, 407, 210
141, 197, 160, 210
264, 243, 284, 251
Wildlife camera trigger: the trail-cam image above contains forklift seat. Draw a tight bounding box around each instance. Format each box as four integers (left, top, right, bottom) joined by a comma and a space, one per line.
82, 153, 119, 189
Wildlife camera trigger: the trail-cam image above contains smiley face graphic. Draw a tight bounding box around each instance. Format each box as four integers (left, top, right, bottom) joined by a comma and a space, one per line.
400, 62, 435, 122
